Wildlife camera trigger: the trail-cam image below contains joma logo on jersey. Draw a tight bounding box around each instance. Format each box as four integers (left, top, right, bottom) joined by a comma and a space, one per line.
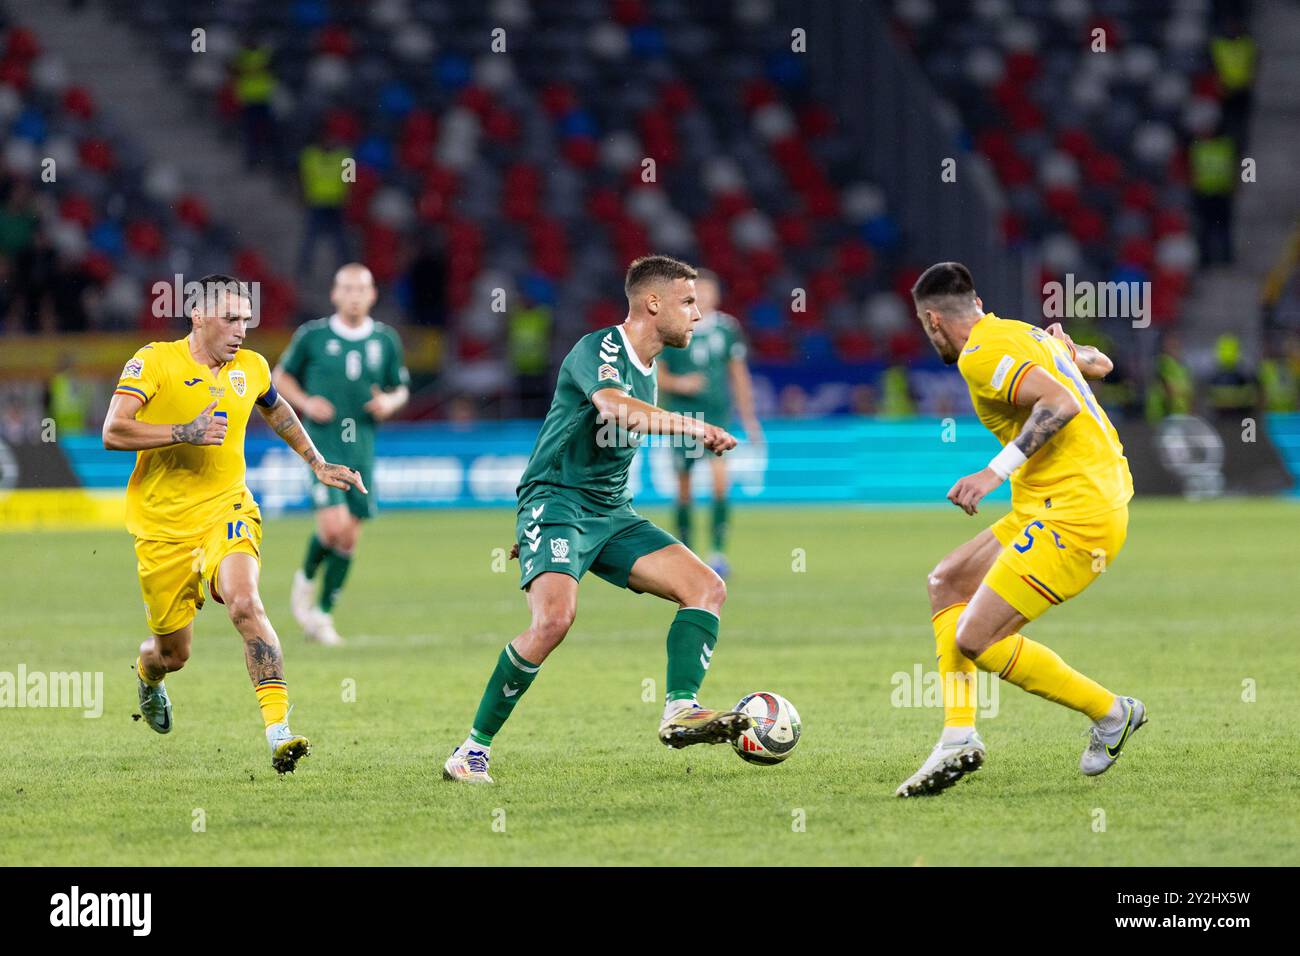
549, 538, 571, 563
228, 370, 247, 397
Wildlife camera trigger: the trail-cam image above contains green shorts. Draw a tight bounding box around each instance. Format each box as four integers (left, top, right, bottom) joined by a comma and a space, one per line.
311, 464, 375, 520
515, 494, 678, 591
672, 437, 714, 473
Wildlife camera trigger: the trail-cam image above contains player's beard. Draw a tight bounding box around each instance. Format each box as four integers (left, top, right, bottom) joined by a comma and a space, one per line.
663, 325, 692, 349
928, 325, 960, 365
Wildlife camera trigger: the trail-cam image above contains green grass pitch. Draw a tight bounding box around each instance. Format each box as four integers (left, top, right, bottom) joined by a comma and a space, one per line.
1, 499, 1296, 865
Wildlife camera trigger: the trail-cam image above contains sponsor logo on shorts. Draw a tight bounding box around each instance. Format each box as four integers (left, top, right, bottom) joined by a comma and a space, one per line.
550, 537, 571, 563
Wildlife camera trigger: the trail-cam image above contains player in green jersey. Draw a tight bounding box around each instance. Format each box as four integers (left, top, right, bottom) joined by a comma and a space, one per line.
443, 255, 751, 784
658, 269, 761, 578
273, 263, 410, 646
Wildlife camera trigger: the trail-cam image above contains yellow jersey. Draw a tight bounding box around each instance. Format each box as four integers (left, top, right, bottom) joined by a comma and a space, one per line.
113, 338, 275, 542
957, 313, 1133, 520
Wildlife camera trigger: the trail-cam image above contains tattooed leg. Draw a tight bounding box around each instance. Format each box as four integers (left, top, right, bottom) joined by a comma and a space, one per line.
217, 552, 286, 685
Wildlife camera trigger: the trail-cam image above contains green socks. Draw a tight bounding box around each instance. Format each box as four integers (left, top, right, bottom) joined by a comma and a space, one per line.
711, 498, 729, 552
319, 549, 352, 612
303, 534, 328, 578
469, 643, 542, 746
675, 502, 692, 549
666, 607, 720, 702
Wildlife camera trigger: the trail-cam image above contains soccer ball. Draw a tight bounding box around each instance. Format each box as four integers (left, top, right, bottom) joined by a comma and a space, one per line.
732, 691, 801, 765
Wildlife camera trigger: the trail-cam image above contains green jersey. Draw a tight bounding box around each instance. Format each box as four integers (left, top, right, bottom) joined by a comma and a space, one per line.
277, 315, 409, 466
516, 325, 659, 513
661, 310, 746, 419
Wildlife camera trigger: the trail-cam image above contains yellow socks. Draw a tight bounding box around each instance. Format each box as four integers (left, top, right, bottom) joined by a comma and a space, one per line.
255, 679, 289, 727
933, 603, 978, 728
974, 634, 1114, 721
136, 655, 162, 687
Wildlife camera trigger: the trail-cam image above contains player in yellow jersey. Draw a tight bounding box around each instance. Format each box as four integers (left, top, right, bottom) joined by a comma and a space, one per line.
102, 274, 366, 773
896, 262, 1145, 797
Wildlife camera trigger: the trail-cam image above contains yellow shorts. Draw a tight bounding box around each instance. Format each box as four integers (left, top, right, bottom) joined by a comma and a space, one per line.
984, 504, 1128, 621
134, 510, 262, 635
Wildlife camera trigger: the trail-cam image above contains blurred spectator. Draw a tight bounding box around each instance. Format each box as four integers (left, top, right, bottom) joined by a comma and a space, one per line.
1258, 333, 1299, 412
507, 291, 553, 417
296, 132, 352, 278
1, 396, 36, 443
47, 354, 90, 434
849, 383, 877, 416
405, 231, 448, 327
1190, 127, 1237, 265
447, 395, 478, 425
1210, 18, 1257, 149
1146, 333, 1195, 422
233, 37, 281, 170
878, 366, 916, 418
778, 384, 808, 417
1207, 334, 1259, 418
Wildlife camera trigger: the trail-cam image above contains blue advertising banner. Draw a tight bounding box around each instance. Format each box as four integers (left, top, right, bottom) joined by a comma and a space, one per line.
58, 417, 1010, 513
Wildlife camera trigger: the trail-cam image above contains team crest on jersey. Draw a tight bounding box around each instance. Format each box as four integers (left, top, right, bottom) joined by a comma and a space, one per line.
326, 339, 342, 355
550, 537, 571, 563
598, 363, 620, 383
228, 369, 247, 396
122, 358, 144, 379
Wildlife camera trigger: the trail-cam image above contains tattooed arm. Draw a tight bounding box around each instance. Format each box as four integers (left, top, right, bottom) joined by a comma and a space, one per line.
103, 395, 227, 450
257, 394, 369, 493
947, 367, 1081, 515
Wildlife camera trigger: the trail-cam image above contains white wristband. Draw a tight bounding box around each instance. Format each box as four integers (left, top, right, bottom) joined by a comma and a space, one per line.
988, 443, 1028, 480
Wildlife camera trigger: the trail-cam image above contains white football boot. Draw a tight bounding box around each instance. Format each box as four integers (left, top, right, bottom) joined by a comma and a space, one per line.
290, 570, 315, 630
443, 746, 494, 784
1080, 696, 1147, 776
303, 607, 345, 646
895, 730, 986, 797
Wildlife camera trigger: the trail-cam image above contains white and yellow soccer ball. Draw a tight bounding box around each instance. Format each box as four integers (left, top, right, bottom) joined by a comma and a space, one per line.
732, 691, 801, 765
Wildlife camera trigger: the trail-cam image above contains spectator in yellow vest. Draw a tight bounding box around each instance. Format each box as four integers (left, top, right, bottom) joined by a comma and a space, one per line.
1190, 128, 1236, 265
1145, 333, 1194, 423
296, 133, 352, 279
233, 38, 280, 170
1211, 19, 1256, 149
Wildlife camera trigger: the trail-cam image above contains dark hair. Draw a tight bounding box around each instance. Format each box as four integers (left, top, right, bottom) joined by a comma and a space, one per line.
624, 255, 698, 298
191, 274, 250, 325
911, 261, 976, 302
